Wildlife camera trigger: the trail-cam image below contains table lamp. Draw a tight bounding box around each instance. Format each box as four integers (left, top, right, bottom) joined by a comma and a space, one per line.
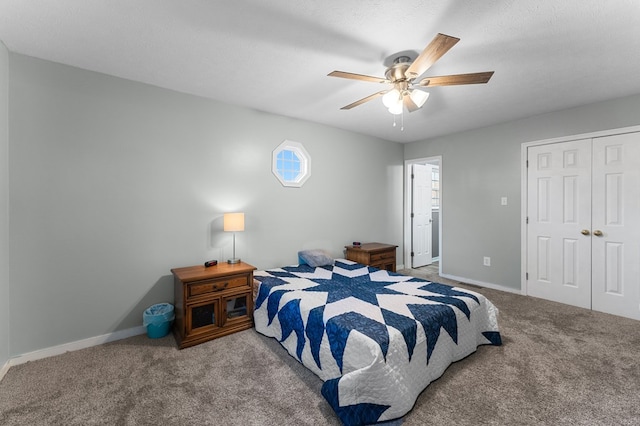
224, 212, 244, 264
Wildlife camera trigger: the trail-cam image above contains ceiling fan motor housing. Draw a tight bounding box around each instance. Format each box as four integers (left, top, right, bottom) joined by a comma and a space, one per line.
385, 58, 412, 84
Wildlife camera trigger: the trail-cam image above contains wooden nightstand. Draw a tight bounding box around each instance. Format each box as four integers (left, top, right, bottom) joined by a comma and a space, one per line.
172, 261, 256, 349
345, 243, 397, 272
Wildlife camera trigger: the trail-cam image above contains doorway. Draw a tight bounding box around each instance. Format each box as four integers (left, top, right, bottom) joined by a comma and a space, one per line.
404, 156, 442, 270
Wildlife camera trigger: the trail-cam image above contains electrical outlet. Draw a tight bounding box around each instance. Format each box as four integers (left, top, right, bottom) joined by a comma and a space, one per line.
483, 256, 491, 266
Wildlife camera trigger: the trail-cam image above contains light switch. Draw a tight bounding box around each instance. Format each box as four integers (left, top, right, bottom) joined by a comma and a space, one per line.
501, 197, 508, 206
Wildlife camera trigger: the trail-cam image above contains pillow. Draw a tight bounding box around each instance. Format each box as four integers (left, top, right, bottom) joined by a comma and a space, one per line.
298, 249, 334, 267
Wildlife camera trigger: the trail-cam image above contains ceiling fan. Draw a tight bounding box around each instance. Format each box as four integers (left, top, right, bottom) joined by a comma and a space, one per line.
328, 33, 494, 115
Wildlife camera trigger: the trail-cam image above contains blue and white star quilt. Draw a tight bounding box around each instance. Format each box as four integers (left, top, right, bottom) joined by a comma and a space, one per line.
253, 259, 501, 425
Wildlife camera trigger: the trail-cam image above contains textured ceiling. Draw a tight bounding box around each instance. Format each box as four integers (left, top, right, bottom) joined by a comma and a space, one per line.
1, 0, 640, 143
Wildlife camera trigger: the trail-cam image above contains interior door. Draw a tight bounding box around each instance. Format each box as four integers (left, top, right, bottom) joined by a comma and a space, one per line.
526, 139, 592, 309
591, 133, 640, 320
412, 164, 433, 268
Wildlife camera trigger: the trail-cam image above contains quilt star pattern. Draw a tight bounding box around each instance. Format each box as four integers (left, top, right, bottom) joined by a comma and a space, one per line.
253, 259, 501, 425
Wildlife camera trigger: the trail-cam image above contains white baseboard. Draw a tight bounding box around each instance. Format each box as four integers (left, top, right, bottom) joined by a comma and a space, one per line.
439, 273, 523, 295
0, 359, 10, 382
3, 326, 146, 374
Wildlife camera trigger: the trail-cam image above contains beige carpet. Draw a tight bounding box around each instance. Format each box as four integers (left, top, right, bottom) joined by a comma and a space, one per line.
1, 268, 639, 425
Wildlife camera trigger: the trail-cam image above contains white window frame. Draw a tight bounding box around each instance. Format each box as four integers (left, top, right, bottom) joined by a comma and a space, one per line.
272, 140, 311, 187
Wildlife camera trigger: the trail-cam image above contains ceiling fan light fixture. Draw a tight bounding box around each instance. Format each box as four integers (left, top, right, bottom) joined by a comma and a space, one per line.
382, 89, 401, 108
388, 103, 403, 115
409, 90, 430, 108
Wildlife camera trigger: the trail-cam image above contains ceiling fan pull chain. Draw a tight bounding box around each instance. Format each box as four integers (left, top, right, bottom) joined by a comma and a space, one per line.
393, 114, 397, 127
401, 109, 404, 131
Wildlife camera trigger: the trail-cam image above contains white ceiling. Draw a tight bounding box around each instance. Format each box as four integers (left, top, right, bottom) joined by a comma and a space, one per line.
1, 0, 640, 143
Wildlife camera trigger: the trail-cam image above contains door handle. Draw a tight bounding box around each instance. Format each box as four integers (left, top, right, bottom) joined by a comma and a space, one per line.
593, 230, 603, 237
581, 229, 590, 236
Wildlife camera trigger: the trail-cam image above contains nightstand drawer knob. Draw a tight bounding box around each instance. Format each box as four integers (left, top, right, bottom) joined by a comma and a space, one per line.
214, 282, 229, 292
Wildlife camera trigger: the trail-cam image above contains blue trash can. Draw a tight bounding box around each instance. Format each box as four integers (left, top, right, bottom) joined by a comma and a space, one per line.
143, 303, 175, 338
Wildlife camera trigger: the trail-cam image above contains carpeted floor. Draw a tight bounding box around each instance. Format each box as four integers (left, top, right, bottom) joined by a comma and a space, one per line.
1, 267, 639, 425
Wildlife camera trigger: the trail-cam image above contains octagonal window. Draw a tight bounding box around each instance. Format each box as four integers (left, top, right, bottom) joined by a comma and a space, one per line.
272, 140, 311, 187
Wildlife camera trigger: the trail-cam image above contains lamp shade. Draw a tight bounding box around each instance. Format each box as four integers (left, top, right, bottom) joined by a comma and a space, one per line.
409, 89, 430, 108
388, 103, 403, 115
382, 89, 401, 108
223, 212, 245, 232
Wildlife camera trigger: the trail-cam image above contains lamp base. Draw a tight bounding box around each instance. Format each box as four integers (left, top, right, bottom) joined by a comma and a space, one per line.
227, 258, 241, 264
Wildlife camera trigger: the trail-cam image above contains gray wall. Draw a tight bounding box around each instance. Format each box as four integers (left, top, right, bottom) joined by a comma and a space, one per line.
0, 42, 9, 367
9, 48, 639, 359
405, 94, 640, 290
8, 53, 403, 356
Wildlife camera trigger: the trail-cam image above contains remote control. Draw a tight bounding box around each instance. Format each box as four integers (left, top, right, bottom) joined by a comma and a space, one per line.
204, 260, 218, 267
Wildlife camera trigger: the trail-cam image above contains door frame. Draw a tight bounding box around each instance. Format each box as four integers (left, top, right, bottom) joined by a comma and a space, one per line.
520, 124, 640, 296
404, 156, 442, 271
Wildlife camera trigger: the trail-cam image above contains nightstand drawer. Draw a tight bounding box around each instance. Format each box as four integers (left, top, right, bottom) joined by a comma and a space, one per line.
188, 275, 249, 298
370, 251, 395, 262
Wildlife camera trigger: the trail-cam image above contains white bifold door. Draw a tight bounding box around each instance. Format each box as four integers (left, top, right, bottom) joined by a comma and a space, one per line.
526, 132, 640, 320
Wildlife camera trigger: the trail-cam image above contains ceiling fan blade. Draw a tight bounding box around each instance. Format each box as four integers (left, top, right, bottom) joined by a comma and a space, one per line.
403, 95, 420, 113
340, 91, 387, 110
417, 71, 494, 87
328, 70, 388, 84
406, 33, 460, 79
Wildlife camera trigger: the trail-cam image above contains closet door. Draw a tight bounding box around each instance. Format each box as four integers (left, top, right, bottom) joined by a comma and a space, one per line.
526, 139, 592, 309
591, 133, 640, 320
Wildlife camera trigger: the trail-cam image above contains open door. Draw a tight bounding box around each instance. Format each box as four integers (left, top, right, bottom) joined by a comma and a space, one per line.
412, 164, 433, 268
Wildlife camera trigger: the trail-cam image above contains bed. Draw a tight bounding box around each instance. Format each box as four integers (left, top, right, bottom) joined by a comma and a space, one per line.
253, 259, 501, 425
